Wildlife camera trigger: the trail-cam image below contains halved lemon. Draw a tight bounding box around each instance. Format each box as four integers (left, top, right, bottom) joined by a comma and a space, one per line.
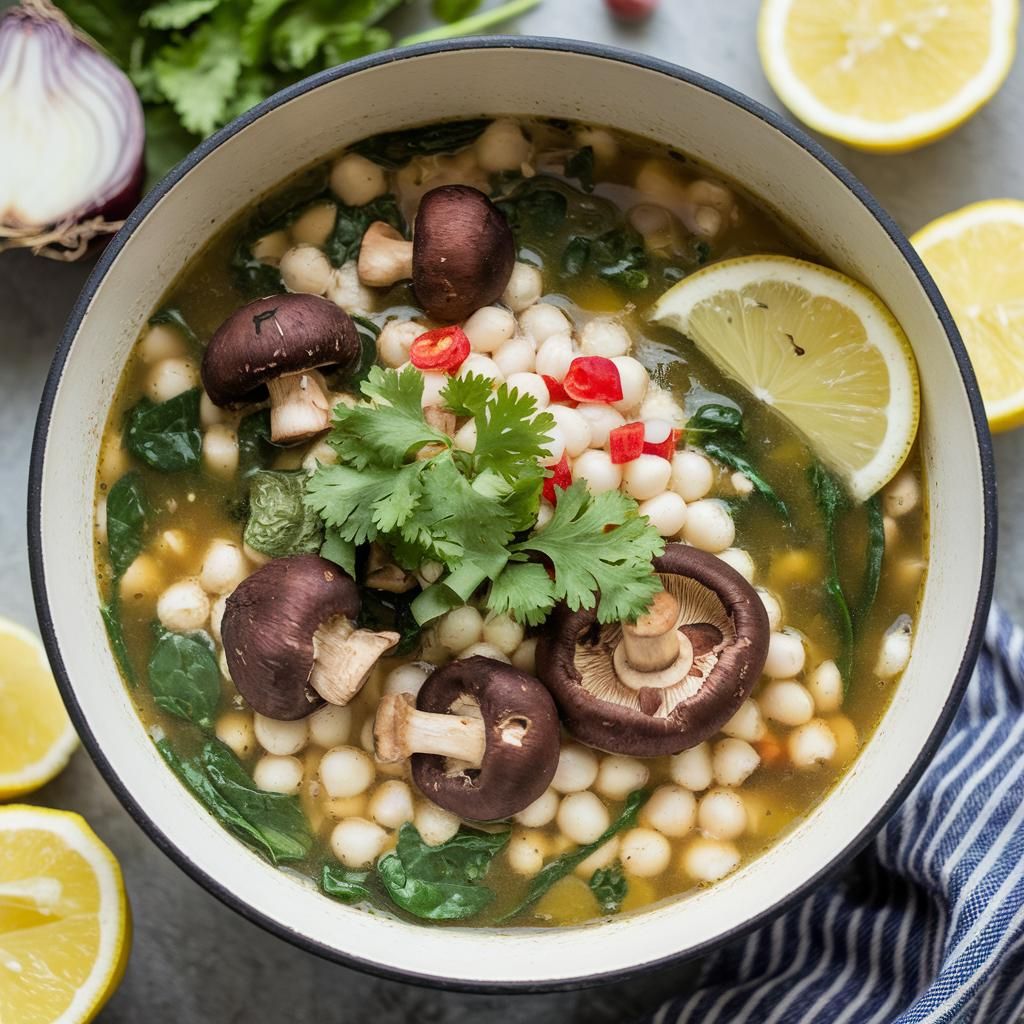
0, 805, 131, 1023
759, 0, 1019, 152
912, 199, 1024, 431
0, 616, 78, 800
649, 256, 920, 501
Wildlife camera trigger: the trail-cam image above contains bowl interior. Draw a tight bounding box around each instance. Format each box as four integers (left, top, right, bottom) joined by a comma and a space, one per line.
31, 42, 992, 988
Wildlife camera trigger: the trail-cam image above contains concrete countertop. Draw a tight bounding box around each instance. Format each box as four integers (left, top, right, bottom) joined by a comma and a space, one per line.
2, 0, 1021, 1019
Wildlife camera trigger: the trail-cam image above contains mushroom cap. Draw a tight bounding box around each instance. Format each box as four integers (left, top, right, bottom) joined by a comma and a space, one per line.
202, 293, 360, 407
537, 544, 770, 757
221, 554, 360, 720
412, 185, 516, 323
411, 656, 560, 821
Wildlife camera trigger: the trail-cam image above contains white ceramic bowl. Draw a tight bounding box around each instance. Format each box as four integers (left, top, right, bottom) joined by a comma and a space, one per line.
29, 39, 995, 990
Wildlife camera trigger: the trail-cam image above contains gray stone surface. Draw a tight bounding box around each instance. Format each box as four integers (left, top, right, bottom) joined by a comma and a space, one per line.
1, 0, 1021, 1019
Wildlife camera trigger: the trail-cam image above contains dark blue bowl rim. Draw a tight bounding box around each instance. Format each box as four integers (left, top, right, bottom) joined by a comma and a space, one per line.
27, 35, 997, 995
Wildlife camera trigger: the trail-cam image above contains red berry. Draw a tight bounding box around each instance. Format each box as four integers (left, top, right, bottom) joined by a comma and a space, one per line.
605, 0, 658, 22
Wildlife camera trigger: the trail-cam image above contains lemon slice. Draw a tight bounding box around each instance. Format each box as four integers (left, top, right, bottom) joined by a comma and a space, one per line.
0, 617, 78, 799
649, 256, 920, 501
912, 199, 1024, 431
0, 805, 130, 1023
758, 0, 1019, 152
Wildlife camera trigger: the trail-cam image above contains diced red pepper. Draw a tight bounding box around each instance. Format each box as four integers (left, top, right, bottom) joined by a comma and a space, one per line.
642, 419, 681, 460
609, 422, 645, 464
562, 356, 623, 403
409, 325, 470, 373
541, 374, 574, 405
542, 453, 572, 504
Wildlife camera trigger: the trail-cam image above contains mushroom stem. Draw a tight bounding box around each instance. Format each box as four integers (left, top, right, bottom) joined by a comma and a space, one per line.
374, 692, 486, 765
357, 221, 413, 287
310, 618, 400, 706
266, 369, 331, 444
622, 590, 682, 672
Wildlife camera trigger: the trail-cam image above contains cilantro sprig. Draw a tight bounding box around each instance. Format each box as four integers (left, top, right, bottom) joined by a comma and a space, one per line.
305, 367, 665, 627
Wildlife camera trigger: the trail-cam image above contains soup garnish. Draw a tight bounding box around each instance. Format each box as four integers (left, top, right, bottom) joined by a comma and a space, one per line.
95, 116, 925, 927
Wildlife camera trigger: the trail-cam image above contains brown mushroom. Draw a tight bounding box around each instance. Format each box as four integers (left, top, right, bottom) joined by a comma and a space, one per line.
221, 554, 398, 720
374, 656, 560, 821
536, 544, 769, 757
201, 293, 360, 445
355, 185, 515, 322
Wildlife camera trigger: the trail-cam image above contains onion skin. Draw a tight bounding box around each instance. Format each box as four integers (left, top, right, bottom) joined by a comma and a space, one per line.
0, 1, 144, 260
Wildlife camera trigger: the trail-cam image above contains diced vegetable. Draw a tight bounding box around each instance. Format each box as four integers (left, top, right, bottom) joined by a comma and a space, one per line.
542, 453, 573, 503
642, 420, 679, 461
542, 374, 573, 404
409, 326, 471, 374
562, 357, 623, 404
609, 422, 645, 464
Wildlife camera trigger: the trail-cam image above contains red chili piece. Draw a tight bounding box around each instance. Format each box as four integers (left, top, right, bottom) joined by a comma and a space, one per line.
605, 0, 658, 21
562, 356, 623, 403
542, 374, 574, 404
542, 453, 572, 505
642, 419, 681, 460
609, 422, 645, 464
409, 325, 470, 373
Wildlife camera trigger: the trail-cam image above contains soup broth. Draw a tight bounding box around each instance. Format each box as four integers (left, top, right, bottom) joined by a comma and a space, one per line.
95, 117, 925, 928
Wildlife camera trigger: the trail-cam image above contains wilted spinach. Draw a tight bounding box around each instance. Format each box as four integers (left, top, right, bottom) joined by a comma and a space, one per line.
125, 388, 202, 472
562, 227, 649, 291
101, 600, 135, 686
565, 145, 595, 192
244, 471, 324, 558
501, 790, 650, 922
158, 738, 313, 864
321, 864, 375, 904
358, 585, 421, 656
590, 862, 628, 914
237, 409, 279, 476
147, 627, 221, 729
149, 306, 198, 347
377, 824, 509, 921
350, 119, 491, 169
324, 195, 406, 267
106, 471, 148, 576
350, 316, 382, 388
856, 494, 885, 635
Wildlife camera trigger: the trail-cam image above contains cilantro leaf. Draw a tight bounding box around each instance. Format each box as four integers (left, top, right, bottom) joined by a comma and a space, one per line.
513, 483, 664, 622
486, 562, 556, 626
472, 383, 556, 479
440, 373, 494, 418
140, 0, 222, 30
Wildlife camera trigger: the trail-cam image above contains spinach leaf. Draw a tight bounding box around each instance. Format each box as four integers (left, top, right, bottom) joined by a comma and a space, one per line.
244, 470, 324, 558
590, 861, 627, 914
157, 738, 312, 864
565, 146, 595, 192
125, 388, 202, 472
237, 409, 279, 476
350, 119, 491, 169
358, 585, 421, 656
231, 241, 283, 297
703, 441, 789, 521
350, 315, 381, 388
497, 183, 568, 238
855, 494, 885, 634
147, 627, 221, 728
324, 195, 407, 267
377, 824, 509, 921
321, 864, 375, 904
106, 471, 148, 576
686, 403, 744, 441
149, 306, 198, 347
560, 235, 591, 277
321, 525, 357, 578
588, 227, 649, 291
809, 463, 855, 683
501, 790, 650, 922
101, 600, 135, 686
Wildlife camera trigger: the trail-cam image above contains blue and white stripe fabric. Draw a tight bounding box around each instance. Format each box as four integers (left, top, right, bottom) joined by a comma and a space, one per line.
653, 604, 1024, 1024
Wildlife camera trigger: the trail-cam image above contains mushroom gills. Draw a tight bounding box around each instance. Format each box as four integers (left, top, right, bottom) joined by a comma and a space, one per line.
310, 616, 400, 706
266, 369, 331, 444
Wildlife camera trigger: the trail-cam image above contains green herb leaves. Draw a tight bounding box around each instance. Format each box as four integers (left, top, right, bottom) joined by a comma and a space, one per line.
321, 864, 374, 904
244, 470, 324, 558
324, 195, 406, 268
125, 388, 202, 472
377, 824, 509, 921
148, 627, 221, 728
106, 472, 148, 575
590, 862, 627, 914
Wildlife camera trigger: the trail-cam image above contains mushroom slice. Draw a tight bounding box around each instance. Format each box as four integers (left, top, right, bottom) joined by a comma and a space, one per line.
221, 554, 397, 720
537, 544, 770, 757
373, 656, 560, 822
201, 293, 360, 445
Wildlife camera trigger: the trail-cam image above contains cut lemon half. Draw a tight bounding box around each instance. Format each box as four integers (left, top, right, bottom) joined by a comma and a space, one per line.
0, 616, 78, 800
650, 256, 920, 501
912, 199, 1024, 431
0, 805, 130, 1023
758, 0, 1019, 152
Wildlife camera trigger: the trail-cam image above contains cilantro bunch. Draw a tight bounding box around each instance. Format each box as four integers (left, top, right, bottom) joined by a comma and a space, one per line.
305, 368, 665, 627
54, 0, 542, 183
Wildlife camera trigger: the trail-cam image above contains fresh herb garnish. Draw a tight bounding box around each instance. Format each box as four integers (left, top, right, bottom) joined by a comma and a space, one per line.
125, 388, 202, 472
377, 824, 510, 921
350, 118, 492, 169
306, 368, 665, 627
321, 525, 357, 578
159, 737, 313, 864
244, 470, 324, 559
590, 861, 628, 914
147, 626, 221, 729
324, 194, 406, 268
501, 790, 650, 922
106, 471, 148, 575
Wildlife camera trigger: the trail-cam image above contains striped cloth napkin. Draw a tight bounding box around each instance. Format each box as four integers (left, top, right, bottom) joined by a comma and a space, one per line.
652, 604, 1024, 1024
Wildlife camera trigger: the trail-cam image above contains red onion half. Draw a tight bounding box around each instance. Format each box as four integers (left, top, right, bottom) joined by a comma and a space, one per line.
0, 1, 144, 260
